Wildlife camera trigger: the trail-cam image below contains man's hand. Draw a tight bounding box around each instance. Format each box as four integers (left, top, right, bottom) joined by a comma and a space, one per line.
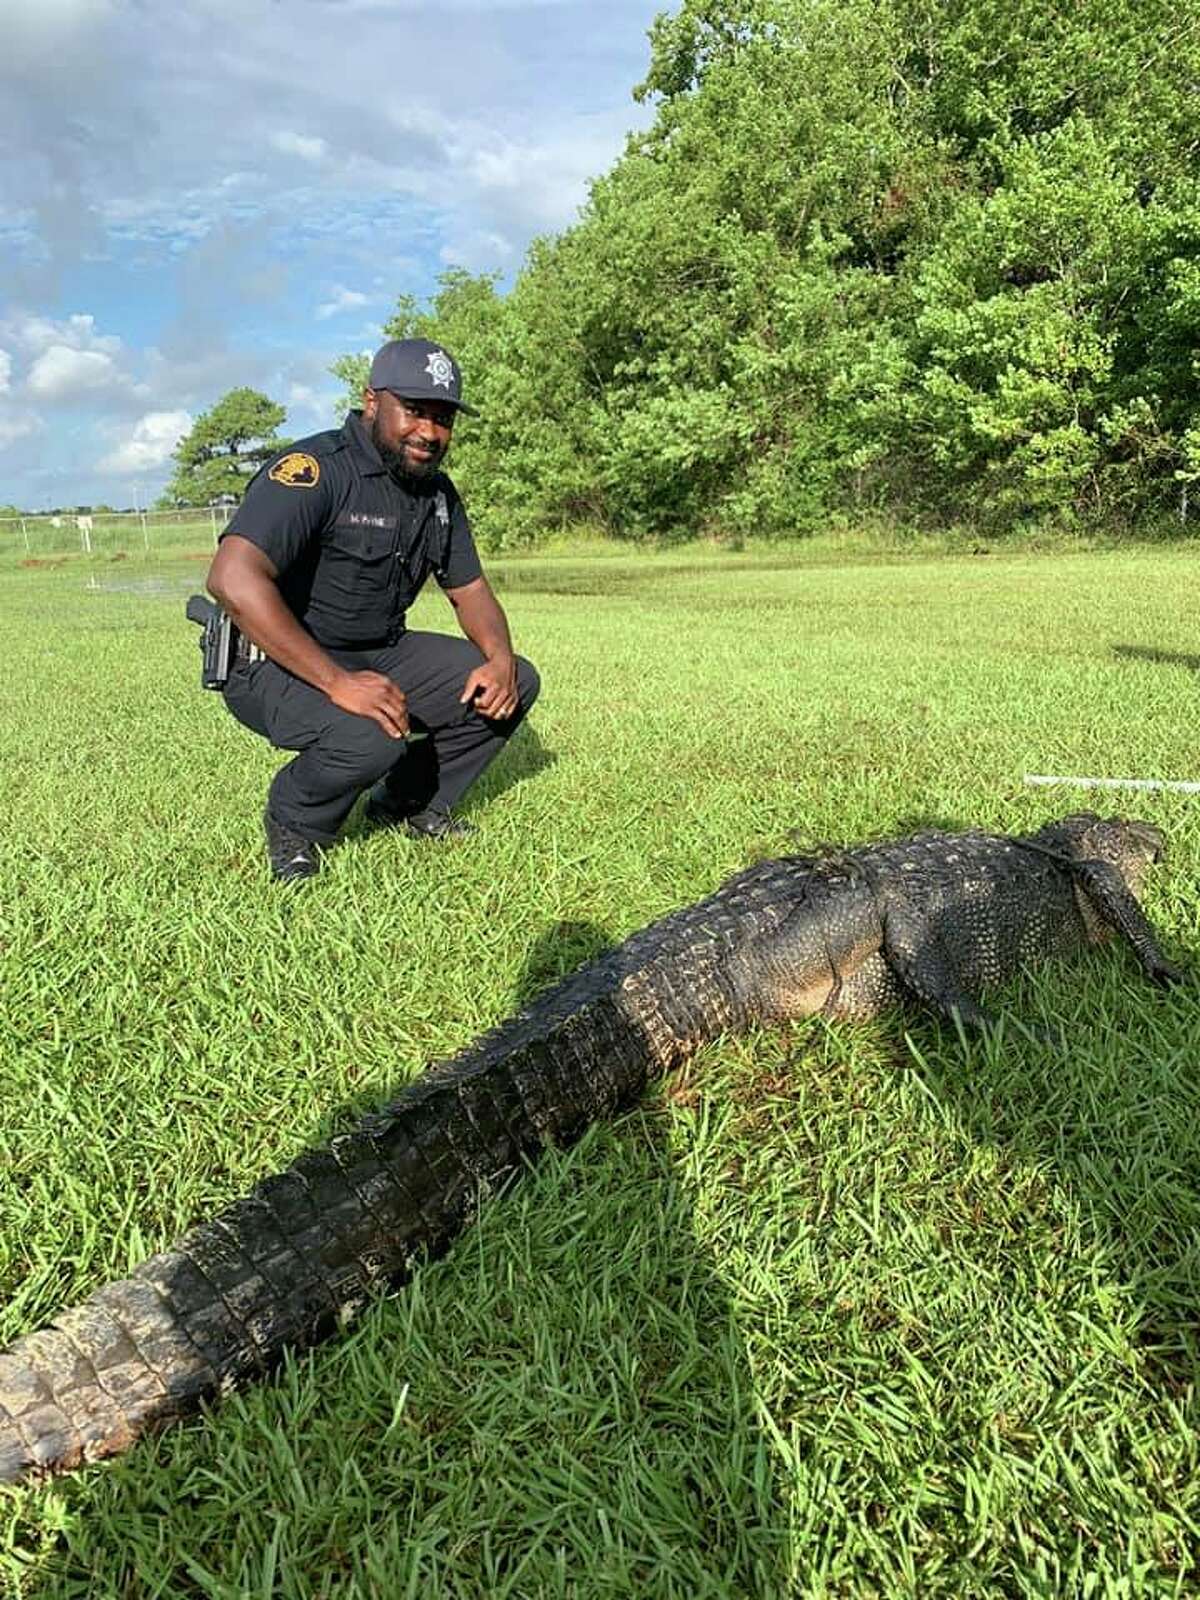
329, 670, 410, 738
445, 579, 521, 720
460, 653, 519, 721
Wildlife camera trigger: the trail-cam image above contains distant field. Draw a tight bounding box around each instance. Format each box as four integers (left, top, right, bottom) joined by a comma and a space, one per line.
0, 510, 228, 565
1, 543, 1199, 1597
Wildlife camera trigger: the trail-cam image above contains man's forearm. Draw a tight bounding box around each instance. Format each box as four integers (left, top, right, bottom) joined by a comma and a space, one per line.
468, 614, 514, 663
448, 578, 515, 663
206, 535, 410, 738
210, 573, 345, 695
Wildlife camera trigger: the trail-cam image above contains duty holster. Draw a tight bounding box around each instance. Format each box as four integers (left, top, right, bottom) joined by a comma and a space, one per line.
185, 595, 235, 689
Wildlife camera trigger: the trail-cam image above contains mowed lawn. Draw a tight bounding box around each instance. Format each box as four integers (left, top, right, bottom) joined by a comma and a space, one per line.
1, 543, 1199, 1598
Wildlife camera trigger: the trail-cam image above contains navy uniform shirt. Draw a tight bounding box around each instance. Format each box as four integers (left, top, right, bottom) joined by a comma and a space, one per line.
223, 411, 483, 648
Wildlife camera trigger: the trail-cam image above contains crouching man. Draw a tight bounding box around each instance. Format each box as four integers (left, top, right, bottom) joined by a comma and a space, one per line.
206, 338, 540, 881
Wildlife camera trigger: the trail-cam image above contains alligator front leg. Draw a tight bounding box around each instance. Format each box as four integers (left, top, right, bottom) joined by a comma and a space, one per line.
1074, 860, 1184, 986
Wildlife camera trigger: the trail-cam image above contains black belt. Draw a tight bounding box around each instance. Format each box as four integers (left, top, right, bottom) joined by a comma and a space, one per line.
315, 630, 407, 652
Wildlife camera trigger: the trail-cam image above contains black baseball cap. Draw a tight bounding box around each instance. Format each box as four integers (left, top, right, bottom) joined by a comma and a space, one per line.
367, 338, 477, 415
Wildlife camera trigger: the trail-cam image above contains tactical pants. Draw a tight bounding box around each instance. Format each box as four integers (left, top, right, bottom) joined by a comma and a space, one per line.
222, 630, 541, 842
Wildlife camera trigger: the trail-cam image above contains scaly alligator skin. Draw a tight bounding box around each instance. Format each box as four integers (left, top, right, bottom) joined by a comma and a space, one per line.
0, 813, 1180, 1485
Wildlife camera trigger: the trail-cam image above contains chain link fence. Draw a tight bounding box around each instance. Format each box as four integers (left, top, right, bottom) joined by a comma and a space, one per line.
0, 506, 233, 560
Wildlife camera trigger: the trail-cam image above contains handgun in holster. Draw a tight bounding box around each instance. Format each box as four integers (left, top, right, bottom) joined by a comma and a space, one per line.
185, 595, 236, 689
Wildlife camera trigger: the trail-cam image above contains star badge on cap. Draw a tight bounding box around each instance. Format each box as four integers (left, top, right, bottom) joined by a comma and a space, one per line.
425, 350, 454, 390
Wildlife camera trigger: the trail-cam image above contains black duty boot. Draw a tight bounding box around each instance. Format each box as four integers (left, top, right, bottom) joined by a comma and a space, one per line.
264, 809, 322, 881
364, 783, 474, 840
403, 806, 475, 841
363, 780, 409, 830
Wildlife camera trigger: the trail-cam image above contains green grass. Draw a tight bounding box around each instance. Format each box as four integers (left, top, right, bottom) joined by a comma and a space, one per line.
2, 542, 1200, 1597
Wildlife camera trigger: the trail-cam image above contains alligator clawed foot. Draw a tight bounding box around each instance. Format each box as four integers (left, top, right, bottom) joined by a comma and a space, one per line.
1147, 958, 1186, 988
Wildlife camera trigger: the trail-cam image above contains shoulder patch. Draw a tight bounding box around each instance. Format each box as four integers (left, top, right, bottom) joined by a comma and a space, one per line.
269, 452, 321, 488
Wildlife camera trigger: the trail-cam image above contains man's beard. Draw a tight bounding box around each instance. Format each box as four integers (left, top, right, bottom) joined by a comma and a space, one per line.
371, 416, 445, 484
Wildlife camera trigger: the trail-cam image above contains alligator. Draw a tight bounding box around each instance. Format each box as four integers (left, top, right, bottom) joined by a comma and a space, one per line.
0, 812, 1181, 1485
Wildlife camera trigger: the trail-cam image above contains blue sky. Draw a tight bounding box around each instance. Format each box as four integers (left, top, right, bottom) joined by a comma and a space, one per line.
0, 0, 664, 509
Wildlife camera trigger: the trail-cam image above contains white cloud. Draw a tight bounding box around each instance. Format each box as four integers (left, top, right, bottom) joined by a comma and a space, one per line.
0, 350, 11, 394
28, 345, 117, 398
0, 0, 663, 504
100, 409, 192, 473
0, 411, 39, 451
285, 381, 342, 430
451, 119, 633, 234
8, 0, 111, 31
4, 0, 114, 67
3, 312, 121, 359
439, 231, 514, 270
2, 311, 149, 409
315, 286, 369, 321
269, 130, 328, 163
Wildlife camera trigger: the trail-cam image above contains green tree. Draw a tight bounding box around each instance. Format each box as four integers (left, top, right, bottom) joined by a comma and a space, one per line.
339, 0, 1200, 543
161, 389, 288, 507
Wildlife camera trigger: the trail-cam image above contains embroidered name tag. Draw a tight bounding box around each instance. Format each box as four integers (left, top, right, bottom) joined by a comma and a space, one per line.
337, 512, 398, 530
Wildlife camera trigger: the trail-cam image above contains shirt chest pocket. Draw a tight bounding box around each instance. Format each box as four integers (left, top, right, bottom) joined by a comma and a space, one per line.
320, 515, 399, 603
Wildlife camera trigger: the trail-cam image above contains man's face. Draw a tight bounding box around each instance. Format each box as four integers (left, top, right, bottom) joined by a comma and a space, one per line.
363, 387, 456, 481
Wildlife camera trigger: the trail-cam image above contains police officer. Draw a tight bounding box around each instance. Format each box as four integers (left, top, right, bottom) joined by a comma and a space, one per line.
206, 337, 540, 881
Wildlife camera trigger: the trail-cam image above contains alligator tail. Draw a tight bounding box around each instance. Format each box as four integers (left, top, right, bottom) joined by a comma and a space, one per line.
0, 857, 794, 1484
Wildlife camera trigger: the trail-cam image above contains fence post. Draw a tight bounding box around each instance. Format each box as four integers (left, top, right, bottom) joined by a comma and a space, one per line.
20, 518, 29, 552
141, 511, 149, 551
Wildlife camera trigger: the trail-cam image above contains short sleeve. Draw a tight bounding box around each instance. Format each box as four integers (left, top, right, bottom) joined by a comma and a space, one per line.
222, 448, 337, 573
435, 484, 483, 590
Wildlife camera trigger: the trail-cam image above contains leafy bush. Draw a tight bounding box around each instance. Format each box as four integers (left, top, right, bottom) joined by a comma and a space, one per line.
339, 0, 1200, 545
